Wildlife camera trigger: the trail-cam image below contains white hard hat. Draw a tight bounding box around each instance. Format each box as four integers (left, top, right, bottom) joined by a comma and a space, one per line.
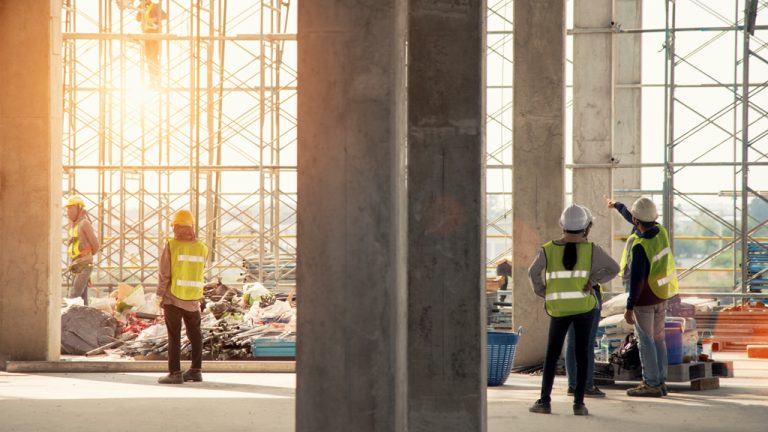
559, 204, 591, 231
630, 197, 658, 222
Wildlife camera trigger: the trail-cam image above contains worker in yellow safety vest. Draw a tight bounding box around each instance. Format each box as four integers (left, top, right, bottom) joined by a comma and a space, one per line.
156, 209, 208, 384
606, 196, 679, 398
136, 0, 167, 88
64, 196, 100, 303
528, 204, 619, 416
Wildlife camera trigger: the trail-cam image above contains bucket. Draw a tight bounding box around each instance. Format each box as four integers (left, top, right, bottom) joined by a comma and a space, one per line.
665, 318, 684, 365
487, 327, 522, 386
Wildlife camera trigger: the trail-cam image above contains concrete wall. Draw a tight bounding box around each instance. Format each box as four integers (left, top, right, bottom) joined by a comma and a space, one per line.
0, 0, 62, 366
573, 0, 613, 260
512, 0, 566, 367
407, 0, 486, 430
295, 0, 408, 431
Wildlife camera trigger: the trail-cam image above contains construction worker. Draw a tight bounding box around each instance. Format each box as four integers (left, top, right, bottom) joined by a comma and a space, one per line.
136, 0, 167, 88
565, 206, 606, 398
156, 209, 208, 384
528, 204, 619, 416
608, 196, 679, 397
65, 196, 100, 304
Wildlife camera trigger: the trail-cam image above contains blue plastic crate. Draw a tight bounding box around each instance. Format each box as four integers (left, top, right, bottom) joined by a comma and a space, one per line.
251, 337, 296, 358
487, 328, 521, 387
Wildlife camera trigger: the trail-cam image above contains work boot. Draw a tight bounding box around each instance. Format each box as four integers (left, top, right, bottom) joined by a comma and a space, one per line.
626, 382, 662, 397
182, 368, 203, 382
157, 372, 183, 384
528, 399, 552, 414
660, 383, 668, 396
585, 386, 606, 398
573, 403, 589, 416
567, 386, 575, 396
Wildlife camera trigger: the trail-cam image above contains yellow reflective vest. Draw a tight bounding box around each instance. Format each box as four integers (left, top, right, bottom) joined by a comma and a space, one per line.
620, 225, 679, 300
168, 239, 208, 300
68, 224, 81, 259
542, 242, 597, 317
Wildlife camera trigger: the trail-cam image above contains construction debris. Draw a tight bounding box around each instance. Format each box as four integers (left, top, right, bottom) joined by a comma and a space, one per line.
61, 305, 119, 355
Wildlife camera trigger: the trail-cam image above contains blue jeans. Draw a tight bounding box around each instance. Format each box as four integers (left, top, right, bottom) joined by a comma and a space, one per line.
566, 307, 600, 389
632, 302, 668, 387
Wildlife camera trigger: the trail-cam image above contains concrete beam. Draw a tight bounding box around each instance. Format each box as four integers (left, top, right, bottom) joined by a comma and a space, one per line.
512, 0, 566, 367
573, 0, 614, 262
296, 1, 407, 431
407, 1, 486, 430
0, 0, 62, 367
5, 360, 295, 373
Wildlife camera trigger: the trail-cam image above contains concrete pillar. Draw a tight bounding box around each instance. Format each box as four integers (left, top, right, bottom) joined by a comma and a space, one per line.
407, 1, 486, 430
572, 0, 614, 277
512, 0, 566, 367
0, 0, 62, 366
296, 1, 407, 431
613, 0, 642, 269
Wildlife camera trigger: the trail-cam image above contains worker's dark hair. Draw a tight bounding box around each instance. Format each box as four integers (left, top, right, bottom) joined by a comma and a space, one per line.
637, 220, 656, 230
563, 243, 577, 270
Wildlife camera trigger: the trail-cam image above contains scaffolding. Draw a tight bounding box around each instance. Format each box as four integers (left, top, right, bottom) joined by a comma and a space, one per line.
62, 0, 297, 291
565, 0, 768, 296
62, 0, 516, 288
661, 0, 768, 295
486, 0, 514, 271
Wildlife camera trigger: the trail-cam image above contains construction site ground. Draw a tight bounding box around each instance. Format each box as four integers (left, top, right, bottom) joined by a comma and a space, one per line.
1, 352, 767, 432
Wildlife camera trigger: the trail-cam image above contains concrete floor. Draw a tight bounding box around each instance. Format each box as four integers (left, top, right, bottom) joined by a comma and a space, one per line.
2, 353, 767, 432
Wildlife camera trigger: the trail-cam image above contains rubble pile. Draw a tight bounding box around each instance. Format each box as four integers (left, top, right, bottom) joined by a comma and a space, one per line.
61, 280, 296, 360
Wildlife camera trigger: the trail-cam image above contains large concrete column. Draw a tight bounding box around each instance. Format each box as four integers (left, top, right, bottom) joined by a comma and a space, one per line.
407, 1, 486, 430
296, 1, 407, 431
573, 0, 614, 260
512, 0, 566, 367
613, 0, 642, 269
0, 0, 62, 366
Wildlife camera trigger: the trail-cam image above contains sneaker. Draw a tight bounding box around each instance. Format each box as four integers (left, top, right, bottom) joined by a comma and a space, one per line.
573, 403, 589, 416
626, 383, 662, 397
158, 372, 183, 384
568, 386, 605, 398
585, 386, 606, 398
182, 368, 203, 382
529, 399, 552, 414
660, 383, 668, 396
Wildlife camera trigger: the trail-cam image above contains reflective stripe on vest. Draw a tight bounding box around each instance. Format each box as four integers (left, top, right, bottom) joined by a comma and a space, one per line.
634, 225, 679, 300
542, 241, 597, 317
68, 224, 80, 260
169, 239, 208, 300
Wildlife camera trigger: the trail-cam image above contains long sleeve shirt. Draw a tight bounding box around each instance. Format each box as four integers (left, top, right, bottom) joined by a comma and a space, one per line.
626, 225, 665, 310
528, 234, 620, 301
613, 201, 637, 232
157, 226, 205, 312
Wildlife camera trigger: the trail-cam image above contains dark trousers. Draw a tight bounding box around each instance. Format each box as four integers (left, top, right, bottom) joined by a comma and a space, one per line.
163, 304, 202, 373
540, 310, 594, 405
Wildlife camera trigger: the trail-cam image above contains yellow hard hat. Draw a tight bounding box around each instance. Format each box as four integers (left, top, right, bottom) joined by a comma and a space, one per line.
171, 209, 195, 227
64, 195, 85, 208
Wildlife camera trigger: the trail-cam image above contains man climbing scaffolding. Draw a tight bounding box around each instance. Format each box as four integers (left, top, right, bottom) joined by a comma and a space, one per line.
136, 0, 167, 88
